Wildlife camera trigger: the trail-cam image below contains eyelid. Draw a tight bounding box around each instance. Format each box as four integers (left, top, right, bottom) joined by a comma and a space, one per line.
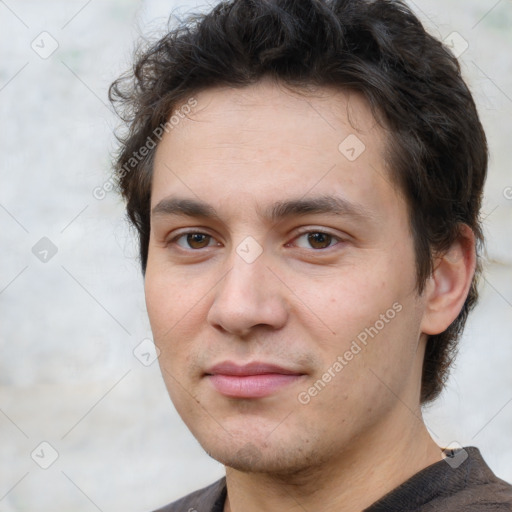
292, 226, 342, 238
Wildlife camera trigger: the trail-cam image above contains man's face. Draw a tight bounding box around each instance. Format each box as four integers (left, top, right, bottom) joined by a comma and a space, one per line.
145, 80, 428, 473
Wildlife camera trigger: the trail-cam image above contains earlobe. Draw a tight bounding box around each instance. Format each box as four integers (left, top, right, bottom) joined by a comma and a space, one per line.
420, 225, 476, 336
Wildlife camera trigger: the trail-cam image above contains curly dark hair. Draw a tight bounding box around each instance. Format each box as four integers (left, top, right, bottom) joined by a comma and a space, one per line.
109, 0, 488, 405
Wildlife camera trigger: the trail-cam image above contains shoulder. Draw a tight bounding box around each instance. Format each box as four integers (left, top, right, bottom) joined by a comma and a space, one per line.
367, 447, 512, 512
423, 447, 512, 512
434, 475, 512, 511
151, 477, 226, 512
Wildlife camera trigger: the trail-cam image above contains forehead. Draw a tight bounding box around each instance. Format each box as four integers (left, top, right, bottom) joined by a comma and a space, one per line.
151, 80, 400, 221
165, 80, 382, 151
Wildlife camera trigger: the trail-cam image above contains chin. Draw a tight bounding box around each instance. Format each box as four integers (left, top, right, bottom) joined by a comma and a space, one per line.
210, 442, 268, 472
202, 435, 325, 477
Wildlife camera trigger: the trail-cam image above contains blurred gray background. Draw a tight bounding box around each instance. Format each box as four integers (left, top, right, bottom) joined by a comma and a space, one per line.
0, 0, 511, 510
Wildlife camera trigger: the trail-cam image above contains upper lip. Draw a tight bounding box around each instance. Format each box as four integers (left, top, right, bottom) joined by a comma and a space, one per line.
205, 361, 304, 376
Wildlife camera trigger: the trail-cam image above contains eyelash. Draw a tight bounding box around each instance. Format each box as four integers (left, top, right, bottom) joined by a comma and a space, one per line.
169, 228, 343, 251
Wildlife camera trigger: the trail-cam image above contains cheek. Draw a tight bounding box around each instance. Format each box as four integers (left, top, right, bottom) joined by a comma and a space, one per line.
144, 265, 212, 369
288, 257, 419, 389
145, 258, 197, 319
299, 304, 421, 429
144, 271, 172, 333
144, 268, 193, 350
288, 268, 399, 342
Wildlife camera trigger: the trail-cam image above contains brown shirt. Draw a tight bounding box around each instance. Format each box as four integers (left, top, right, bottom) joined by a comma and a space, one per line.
153, 447, 512, 511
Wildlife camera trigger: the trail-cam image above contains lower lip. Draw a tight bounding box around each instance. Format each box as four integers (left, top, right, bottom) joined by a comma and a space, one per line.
207, 374, 303, 398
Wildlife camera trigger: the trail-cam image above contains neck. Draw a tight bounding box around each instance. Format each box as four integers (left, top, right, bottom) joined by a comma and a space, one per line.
223, 407, 443, 512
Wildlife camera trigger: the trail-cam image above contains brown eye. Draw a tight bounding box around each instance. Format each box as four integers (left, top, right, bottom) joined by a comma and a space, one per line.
173, 232, 216, 250
289, 230, 342, 250
186, 233, 211, 249
307, 232, 333, 249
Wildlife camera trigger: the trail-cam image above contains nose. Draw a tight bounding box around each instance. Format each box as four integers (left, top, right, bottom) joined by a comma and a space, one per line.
206, 251, 289, 338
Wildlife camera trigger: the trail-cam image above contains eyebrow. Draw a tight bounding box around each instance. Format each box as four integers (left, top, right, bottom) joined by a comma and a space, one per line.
151, 195, 374, 225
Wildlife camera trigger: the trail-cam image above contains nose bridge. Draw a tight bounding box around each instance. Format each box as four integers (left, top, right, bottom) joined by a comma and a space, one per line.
220, 242, 271, 306
207, 239, 288, 335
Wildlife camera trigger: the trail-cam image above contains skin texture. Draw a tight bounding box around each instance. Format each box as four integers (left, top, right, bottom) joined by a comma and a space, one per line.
145, 79, 476, 512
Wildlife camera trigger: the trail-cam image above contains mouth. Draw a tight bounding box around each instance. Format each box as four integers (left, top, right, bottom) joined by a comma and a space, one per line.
204, 361, 306, 399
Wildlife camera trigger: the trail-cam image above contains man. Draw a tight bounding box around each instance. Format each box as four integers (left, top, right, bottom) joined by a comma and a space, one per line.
109, 0, 512, 510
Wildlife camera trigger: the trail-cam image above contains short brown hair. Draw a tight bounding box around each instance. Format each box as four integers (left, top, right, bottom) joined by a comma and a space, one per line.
109, 0, 488, 404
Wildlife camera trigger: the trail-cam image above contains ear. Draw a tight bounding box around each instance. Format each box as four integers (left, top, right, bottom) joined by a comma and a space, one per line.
420, 224, 477, 336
